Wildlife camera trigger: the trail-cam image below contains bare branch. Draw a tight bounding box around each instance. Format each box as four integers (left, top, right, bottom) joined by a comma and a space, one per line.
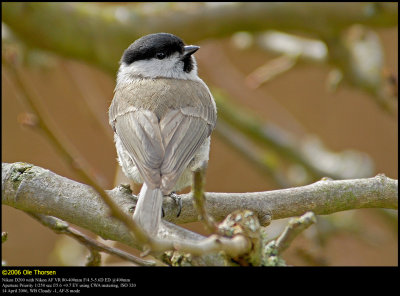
3, 162, 397, 250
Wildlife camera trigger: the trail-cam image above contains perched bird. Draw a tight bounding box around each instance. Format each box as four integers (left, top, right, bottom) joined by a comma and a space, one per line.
109, 33, 217, 235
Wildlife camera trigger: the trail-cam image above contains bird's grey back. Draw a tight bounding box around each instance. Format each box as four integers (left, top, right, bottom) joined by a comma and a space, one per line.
110, 77, 216, 125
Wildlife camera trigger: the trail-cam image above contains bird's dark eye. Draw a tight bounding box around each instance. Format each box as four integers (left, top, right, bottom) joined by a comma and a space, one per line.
156, 52, 166, 60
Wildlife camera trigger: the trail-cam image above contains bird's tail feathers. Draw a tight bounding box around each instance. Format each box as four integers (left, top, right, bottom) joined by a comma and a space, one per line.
132, 183, 163, 236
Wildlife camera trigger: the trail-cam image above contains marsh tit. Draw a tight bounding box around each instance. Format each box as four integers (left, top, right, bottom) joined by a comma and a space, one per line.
109, 33, 217, 236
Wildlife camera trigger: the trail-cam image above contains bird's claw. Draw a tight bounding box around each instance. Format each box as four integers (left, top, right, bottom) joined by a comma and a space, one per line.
169, 192, 182, 217
161, 192, 182, 218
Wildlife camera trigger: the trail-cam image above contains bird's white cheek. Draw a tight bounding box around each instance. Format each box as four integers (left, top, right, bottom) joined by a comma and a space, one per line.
117, 56, 199, 81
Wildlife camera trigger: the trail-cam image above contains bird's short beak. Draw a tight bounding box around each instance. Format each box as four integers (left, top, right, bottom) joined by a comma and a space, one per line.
183, 45, 200, 57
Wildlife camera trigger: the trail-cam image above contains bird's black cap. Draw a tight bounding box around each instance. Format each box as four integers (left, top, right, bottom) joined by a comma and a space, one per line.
121, 33, 185, 65
121, 33, 197, 73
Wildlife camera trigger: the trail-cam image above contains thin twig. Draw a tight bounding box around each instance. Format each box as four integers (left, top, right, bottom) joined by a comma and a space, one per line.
192, 169, 217, 233
263, 212, 317, 265
85, 249, 102, 267
2, 232, 8, 244
275, 211, 317, 253
245, 54, 298, 89
28, 213, 156, 266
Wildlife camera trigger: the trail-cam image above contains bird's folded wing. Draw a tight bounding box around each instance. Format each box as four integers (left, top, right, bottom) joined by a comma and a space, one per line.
114, 109, 164, 188
159, 107, 212, 192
